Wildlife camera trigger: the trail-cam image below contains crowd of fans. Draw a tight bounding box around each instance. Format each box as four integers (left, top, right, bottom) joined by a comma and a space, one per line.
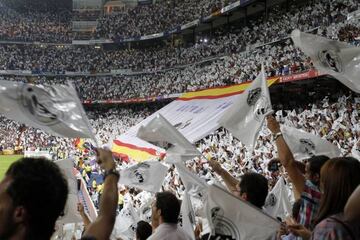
0, 0, 360, 239
0, 2, 72, 43
1, 0, 359, 72
95, 0, 238, 39
59, 90, 360, 239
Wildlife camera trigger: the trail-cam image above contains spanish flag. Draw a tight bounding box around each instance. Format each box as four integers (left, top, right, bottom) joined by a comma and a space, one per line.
74, 138, 85, 150
112, 139, 165, 163
178, 77, 279, 101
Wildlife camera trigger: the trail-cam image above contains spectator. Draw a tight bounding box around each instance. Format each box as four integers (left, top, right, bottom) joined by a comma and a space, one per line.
149, 191, 192, 240
0, 157, 68, 240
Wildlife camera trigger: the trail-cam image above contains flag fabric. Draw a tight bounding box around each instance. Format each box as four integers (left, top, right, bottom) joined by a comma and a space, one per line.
205, 184, 279, 240
119, 161, 168, 193
125, 78, 279, 143
281, 125, 341, 160
55, 159, 82, 224
138, 198, 153, 223
180, 191, 196, 240
218, 65, 273, 149
114, 201, 140, 240
0, 81, 94, 138
264, 177, 292, 221
74, 138, 85, 150
175, 162, 208, 199
137, 114, 201, 159
112, 135, 165, 163
291, 29, 360, 93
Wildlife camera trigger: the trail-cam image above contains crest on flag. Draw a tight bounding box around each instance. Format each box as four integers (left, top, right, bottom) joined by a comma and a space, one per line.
318, 49, 343, 73
18, 84, 64, 126
299, 138, 316, 156
247, 87, 271, 122
129, 162, 150, 184
210, 207, 240, 240
264, 193, 277, 208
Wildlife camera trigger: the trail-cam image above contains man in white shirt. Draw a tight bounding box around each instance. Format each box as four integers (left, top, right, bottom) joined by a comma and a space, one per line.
148, 191, 193, 240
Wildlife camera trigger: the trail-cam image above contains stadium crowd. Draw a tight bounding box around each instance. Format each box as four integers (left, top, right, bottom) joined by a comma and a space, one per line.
0, 0, 360, 239
60, 90, 360, 239
0, 2, 72, 43
0, 0, 359, 72
95, 0, 238, 39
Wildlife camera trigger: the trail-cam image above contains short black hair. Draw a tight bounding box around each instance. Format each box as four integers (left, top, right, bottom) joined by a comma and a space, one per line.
6, 158, 68, 240
239, 172, 268, 208
307, 155, 330, 176
136, 220, 152, 240
155, 191, 180, 224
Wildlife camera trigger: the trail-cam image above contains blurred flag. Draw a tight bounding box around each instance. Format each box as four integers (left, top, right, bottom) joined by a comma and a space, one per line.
205, 184, 279, 240
114, 201, 139, 240
264, 177, 292, 221
281, 125, 341, 160
55, 159, 82, 224
218, 65, 273, 149
137, 114, 201, 161
119, 161, 168, 193
175, 162, 208, 199
180, 191, 196, 240
112, 135, 165, 163
74, 138, 85, 150
291, 29, 360, 93
0, 81, 94, 138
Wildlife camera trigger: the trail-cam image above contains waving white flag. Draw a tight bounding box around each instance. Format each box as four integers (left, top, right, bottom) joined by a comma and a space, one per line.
264, 177, 292, 221
0, 81, 94, 138
218, 65, 273, 149
55, 159, 82, 224
291, 29, 360, 93
119, 161, 168, 193
137, 114, 200, 160
205, 184, 279, 240
180, 191, 196, 240
175, 162, 208, 199
281, 125, 341, 160
114, 201, 139, 239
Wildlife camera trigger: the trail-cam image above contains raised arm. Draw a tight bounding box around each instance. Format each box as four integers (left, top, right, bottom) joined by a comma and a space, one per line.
267, 115, 306, 197
208, 158, 239, 193
82, 149, 119, 240
77, 202, 91, 231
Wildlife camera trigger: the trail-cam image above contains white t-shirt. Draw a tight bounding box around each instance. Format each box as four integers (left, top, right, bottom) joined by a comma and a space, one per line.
147, 223, 193, 240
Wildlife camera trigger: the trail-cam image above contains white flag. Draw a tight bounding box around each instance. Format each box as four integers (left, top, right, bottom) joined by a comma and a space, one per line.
205, 184, 279, 240
180, 191, 196, 240
55, 159, 82, 224
119, 161, 168, 193
139, 198, 153, 223
264, 177, 292, 221
0, 81, 94, 138
281, 125, 341, 160
137, 114, 200, 159
218, 65, 273, 149
291, 29, 360, 93
175, 162, 208, 199
114, 201, 139, 239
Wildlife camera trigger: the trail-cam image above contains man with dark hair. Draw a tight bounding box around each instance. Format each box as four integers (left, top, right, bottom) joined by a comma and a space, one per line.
148, 191, 192, 240
267, 115, 329, 229
136, 220, 152, 240
0, 157, 68, 240
238, 172, 269, 208
208, 159, 269, 209
0, 148, 119, 240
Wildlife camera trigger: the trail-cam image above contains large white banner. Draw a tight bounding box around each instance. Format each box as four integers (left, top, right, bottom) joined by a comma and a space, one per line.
126, 80, 278, 144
